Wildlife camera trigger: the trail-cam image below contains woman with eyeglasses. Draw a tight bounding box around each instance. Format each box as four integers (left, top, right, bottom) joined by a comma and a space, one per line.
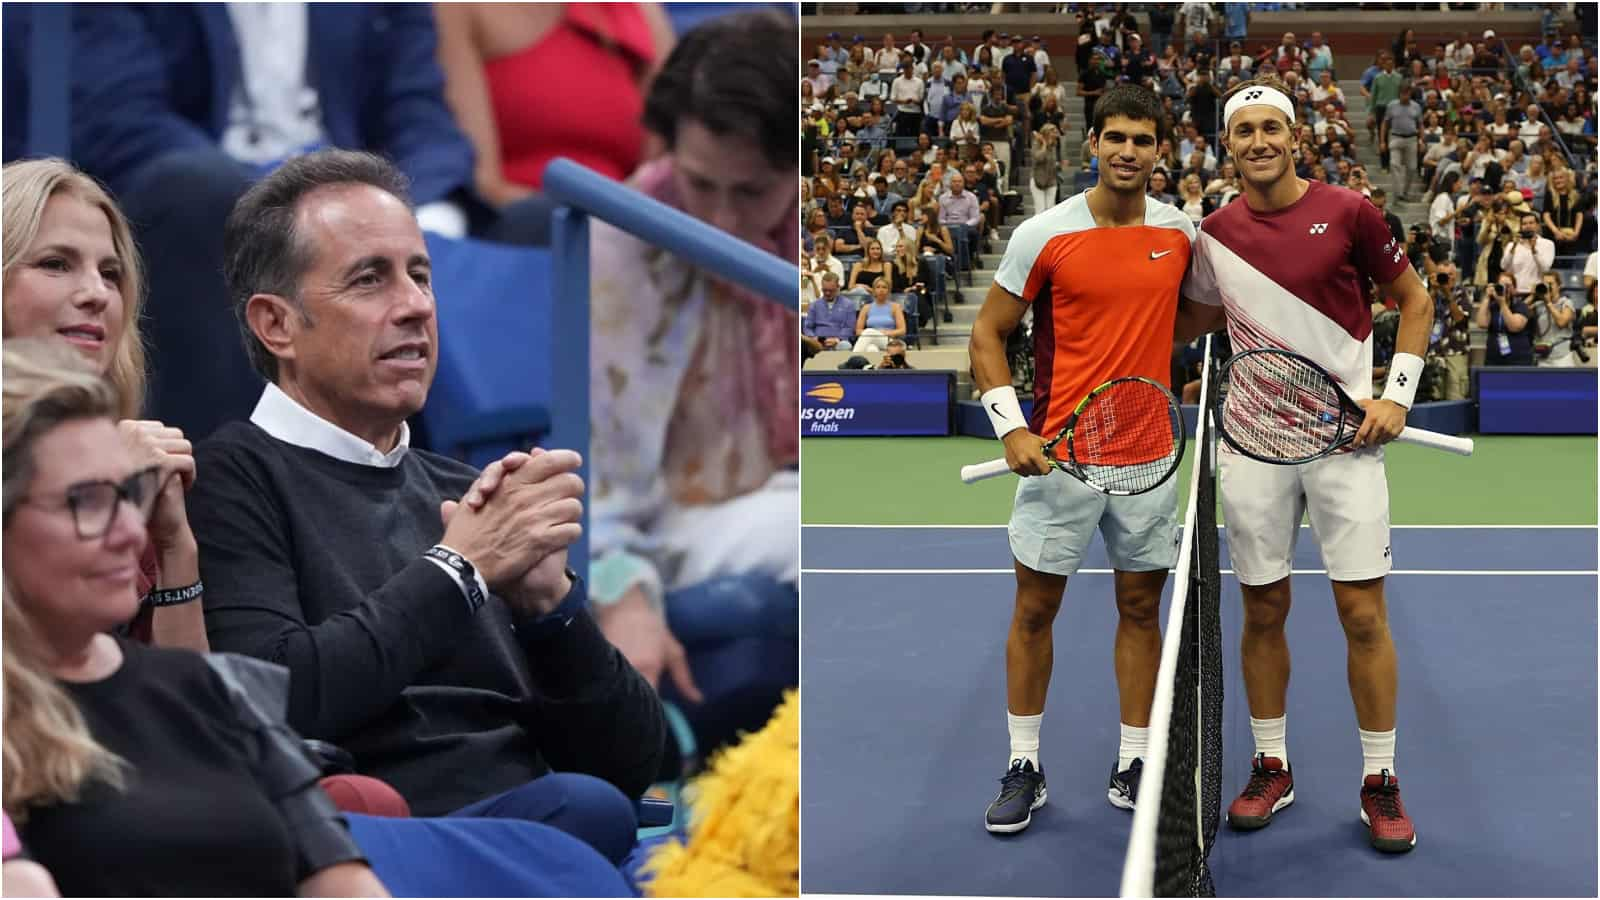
0, 160, 635, 897
2, 158, 209, 654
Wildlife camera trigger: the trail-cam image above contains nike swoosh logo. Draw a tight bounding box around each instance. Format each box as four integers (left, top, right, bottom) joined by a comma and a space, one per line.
1150, 250, 1173, 260
989, 402, 1004, 418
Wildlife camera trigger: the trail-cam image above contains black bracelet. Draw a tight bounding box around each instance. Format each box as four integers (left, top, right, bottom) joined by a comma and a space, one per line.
423, 545, 486, 612
147, 581, 203, 607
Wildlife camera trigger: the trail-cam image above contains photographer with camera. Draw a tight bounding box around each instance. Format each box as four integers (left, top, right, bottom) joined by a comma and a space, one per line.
1474, 275, 1534, 366
1470, 191, 1516, 286
877, 338, 914, 370
1423, 267, 1472, 399
1500, 210, 1556, 300
1530, 273, 1578, 368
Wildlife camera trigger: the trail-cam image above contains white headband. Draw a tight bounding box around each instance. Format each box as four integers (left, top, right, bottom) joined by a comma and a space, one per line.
1223, 86, 1297, 132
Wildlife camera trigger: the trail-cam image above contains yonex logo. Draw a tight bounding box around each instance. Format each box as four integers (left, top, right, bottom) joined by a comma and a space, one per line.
1245, 89, 1264, 101
1308, 223, 1329, 234
1395, 373, 1409, 387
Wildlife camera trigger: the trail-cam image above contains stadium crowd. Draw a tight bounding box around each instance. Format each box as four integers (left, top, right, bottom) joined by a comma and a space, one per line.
2, 4, 797, 897
800, 3, 1597, 395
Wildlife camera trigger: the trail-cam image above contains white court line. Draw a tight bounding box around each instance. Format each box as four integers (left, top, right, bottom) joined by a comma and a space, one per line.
802, 568, 1598, 576
803, 523, 1596, 530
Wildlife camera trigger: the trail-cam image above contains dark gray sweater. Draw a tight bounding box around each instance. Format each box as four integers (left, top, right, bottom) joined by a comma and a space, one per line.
188, 421, 666, 815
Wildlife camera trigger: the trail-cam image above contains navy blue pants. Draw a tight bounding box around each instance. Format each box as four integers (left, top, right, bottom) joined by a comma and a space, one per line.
449, 772, 637, 867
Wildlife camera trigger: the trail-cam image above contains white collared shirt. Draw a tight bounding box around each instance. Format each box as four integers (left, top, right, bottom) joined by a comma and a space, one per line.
221, 3, 326, 166
250, 382, 410, 467
250, 383, 490, 610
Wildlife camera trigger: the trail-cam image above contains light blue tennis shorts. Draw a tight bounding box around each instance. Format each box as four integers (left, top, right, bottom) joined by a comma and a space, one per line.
1008, 468, 1180, 576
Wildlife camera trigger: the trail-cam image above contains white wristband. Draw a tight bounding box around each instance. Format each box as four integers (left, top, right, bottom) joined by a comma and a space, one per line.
1383, 352, 1425, 409
981, 385, 1029, 439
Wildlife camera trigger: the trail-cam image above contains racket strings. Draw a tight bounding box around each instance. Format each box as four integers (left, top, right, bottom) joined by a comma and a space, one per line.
1220, 354, 1344, 460
1070, 380, 1183, 494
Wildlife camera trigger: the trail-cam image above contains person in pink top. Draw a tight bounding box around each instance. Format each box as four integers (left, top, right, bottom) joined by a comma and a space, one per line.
1176, 74, 1433, 854
587, 11, 799, 754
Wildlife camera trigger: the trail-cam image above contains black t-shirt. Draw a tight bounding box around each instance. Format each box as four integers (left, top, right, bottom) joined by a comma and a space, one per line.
21, 640, 299, 896
1001, 53, 1035, 97
1081, 66, 1108, 101
1121, 49, 1155, 85
1189, 82, 1221, 135
1486, 294, 1536, 364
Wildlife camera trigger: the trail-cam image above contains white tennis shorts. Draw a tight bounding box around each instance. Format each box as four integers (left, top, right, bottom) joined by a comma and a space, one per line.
1008, 468, 1180, 576
1218, 447, 1392, 585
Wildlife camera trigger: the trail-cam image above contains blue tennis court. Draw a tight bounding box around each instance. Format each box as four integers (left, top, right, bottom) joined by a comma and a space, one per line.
800, 525, 1597, 897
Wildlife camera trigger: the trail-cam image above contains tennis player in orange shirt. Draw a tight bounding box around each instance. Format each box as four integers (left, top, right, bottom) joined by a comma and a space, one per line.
969, 83, 1196, 834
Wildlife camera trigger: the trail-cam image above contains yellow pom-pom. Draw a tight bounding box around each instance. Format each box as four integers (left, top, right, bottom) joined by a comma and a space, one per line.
643, 691, 799, 898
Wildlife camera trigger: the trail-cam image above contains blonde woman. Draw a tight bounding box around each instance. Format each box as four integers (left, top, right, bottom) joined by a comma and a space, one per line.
950, 102, 981, 144
1542, 166, 1584, 254
851, 278, 906, 353
1, 158, 206, 653
1029, 124, 1061, 214
1177, 172, 1207, 224
846, 238, 894, 294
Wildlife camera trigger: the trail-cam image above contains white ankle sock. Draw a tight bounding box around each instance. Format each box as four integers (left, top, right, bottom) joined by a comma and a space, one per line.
1359, 728, 1395, 779
1250, 715, 1288, 767
1118, 723, 1148, 771
1007, 711, 1042, 769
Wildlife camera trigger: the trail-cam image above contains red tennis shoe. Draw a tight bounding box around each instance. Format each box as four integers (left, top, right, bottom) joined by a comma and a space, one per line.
1359, 770, 1417, 853
1226, 753, 1294, 830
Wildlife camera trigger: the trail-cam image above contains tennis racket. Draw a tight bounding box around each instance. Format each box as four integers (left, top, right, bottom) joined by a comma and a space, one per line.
1213, 347, 1475, 464
960, 376, 1186, 495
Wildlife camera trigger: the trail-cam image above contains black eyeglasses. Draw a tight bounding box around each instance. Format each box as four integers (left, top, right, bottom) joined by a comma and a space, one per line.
18, 464, 163, 540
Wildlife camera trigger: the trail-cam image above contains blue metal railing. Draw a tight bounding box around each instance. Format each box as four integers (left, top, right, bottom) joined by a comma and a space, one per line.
540, 158, 800, 573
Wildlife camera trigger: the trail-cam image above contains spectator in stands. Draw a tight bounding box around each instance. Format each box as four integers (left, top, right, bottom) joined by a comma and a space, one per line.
802, 273, 856, 357
1179, 1, 1215, 53
951, 102, 982, 144
1030, 125, 1061, 215
589, 11, 800, 759
1309, 69, 1344, 109
1148, 169, 1177, 206
802, 241, 844, 307
1476, 276, 1534, 365
435, 3, 673, 203
1217, 40, 1254, 83
891, 60, 925, 141
1347, 164, 1375, 198
836, 203, 875, 258
1033, 65, 1070, 119
185, 151, 663, 867
1078, 51, 1112, 137
1305, 31, 1335, 82
1315, 102, 1355, 149
1515, 156, 1549, 209
1176, 172, 1207, 224
939, 172, 983, 276
1382, 83, 1425, 200
46, 5, 557, 443
1502, 209, 1558, 300
851, 278, 906, 354
1366, 52, 1403, 172
877, 200, 917, 259
910, 176, 943, 217
1188, 68, 1223, 137
1429, 171, 1467, 243
1543, 167, 1586, 255
1, 158, 209, 652
914, 204, 956, 304
845, 239, 891, 295
1002, 37, 1039, 101
0, 339, 381, 899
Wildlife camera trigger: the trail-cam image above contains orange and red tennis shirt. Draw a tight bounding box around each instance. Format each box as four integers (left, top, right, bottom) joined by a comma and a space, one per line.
994, 193, 1195, 463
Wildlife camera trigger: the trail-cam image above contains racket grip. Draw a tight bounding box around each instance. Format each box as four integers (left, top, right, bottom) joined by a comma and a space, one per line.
1395, 426, 1474, 456
960, 457, 1015, 483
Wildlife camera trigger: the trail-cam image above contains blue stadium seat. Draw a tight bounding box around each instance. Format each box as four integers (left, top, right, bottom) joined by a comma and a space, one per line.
419, 234, 553, 469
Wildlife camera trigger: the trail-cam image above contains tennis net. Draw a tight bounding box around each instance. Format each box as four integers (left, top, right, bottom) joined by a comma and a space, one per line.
1119, 337, 1224, 897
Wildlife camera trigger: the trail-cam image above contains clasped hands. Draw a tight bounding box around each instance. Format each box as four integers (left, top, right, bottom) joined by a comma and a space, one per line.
439, 449, 583, 616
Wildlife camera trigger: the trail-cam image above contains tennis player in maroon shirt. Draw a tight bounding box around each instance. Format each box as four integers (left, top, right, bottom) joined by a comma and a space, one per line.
1175, 74, 1433, 853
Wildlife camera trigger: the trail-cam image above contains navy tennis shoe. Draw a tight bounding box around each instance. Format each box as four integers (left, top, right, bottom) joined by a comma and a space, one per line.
985, 758, 1047, 834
